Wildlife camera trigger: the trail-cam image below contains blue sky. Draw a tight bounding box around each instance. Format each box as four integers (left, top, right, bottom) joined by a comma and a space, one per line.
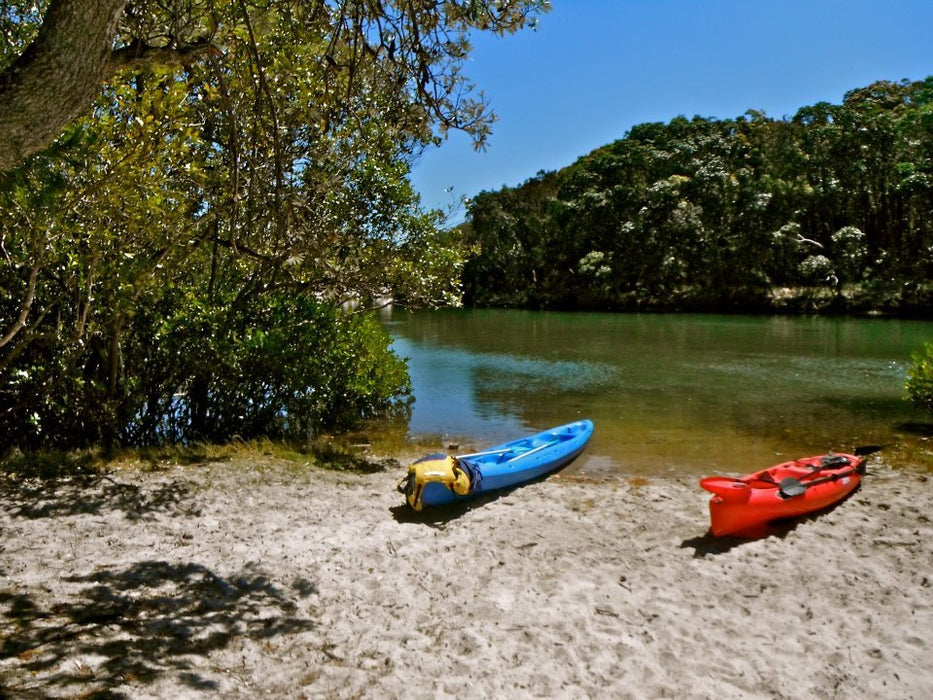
410, 0, 933, 218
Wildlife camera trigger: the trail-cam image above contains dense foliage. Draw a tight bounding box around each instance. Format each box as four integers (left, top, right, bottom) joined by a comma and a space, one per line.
0, 0, 548, 170
461, 78, 933, 314
906, 343, 933, 418
0, 0, 548, 450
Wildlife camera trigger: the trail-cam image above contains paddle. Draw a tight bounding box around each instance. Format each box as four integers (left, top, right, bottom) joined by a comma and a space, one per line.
506, 437, 563, 463
784, 445, 882, 491
704, 445, 882, 497
787, 454, 852, 485
777, 447, 883, 497
778, 466, 860, 498
455, 435, 566, 463
455, 447, 513, 460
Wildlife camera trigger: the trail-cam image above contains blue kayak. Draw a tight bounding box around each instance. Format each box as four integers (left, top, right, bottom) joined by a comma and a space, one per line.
398, 419, 594, 510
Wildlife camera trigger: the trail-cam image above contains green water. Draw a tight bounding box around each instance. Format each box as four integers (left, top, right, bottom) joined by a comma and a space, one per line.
380, 308, 933, 475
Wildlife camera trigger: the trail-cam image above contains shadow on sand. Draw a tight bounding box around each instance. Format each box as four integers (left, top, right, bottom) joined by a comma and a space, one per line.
1, 471, 200, 521
681, 486, 862, 557
0, 469, 318, 698
1, 560, 317, 697
680, 525, 795, 557
389, 490, 505, 527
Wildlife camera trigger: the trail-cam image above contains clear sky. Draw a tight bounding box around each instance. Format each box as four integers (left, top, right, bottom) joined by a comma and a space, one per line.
410, 0, 933, 219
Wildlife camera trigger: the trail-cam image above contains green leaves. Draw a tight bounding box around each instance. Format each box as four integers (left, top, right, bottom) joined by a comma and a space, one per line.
462, 77, 933, 312
123, 294, 411, 445
0, 0, 549, 449
906, 343, 933, 417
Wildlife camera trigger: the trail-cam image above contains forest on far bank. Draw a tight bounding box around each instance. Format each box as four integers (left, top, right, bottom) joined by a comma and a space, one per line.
457, 77, 933, 316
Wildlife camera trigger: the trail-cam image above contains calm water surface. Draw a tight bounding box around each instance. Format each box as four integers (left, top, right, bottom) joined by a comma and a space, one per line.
380, 308, 933, 475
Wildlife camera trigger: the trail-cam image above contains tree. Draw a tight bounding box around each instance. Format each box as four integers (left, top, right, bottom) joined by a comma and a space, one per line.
0, 0, 548, 172
0, 0, 551, 448
458, 76, 933, 313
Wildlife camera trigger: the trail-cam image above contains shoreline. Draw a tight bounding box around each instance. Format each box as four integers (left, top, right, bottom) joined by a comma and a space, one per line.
2, 452, 931, 698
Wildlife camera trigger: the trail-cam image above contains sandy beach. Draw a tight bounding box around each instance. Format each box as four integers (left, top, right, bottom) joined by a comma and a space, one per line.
1, 448, 931, 699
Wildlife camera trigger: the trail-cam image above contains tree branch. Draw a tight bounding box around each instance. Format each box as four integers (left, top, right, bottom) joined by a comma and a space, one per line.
0, 262, 40, 348
106, 37, 223, 75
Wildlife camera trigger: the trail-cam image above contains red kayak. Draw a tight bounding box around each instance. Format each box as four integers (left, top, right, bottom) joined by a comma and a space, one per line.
700, 452, 866, 537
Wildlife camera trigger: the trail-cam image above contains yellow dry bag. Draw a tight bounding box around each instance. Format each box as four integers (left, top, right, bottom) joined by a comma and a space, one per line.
397, 454, 471, 511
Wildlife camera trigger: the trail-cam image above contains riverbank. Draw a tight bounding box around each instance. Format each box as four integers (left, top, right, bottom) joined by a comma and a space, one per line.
2, 450, 931, 698
462, 280, 933, 318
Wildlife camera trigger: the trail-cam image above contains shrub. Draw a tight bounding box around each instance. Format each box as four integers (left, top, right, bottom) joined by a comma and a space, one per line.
0, 291, 411, 450
798, 255, 834, 286
906, 343, 933, 417
121, 294, 412, 446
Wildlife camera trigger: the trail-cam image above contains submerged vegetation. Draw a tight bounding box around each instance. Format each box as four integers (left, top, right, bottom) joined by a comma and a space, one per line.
459, 77, 933, 315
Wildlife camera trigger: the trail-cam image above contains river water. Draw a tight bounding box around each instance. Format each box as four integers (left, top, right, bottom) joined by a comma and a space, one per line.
380, 308, 933, 475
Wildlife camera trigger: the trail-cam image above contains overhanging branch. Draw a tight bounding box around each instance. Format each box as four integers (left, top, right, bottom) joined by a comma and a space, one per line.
107, 37, 223, 75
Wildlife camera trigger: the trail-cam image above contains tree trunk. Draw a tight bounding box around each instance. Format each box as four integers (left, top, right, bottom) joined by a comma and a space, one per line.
0, 0, 126, 172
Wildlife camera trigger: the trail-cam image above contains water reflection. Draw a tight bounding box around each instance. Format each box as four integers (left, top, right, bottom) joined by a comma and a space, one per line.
381, 308, 933, 474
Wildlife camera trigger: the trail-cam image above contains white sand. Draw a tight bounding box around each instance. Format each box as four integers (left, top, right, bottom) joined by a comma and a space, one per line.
1, 452, 931, 698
